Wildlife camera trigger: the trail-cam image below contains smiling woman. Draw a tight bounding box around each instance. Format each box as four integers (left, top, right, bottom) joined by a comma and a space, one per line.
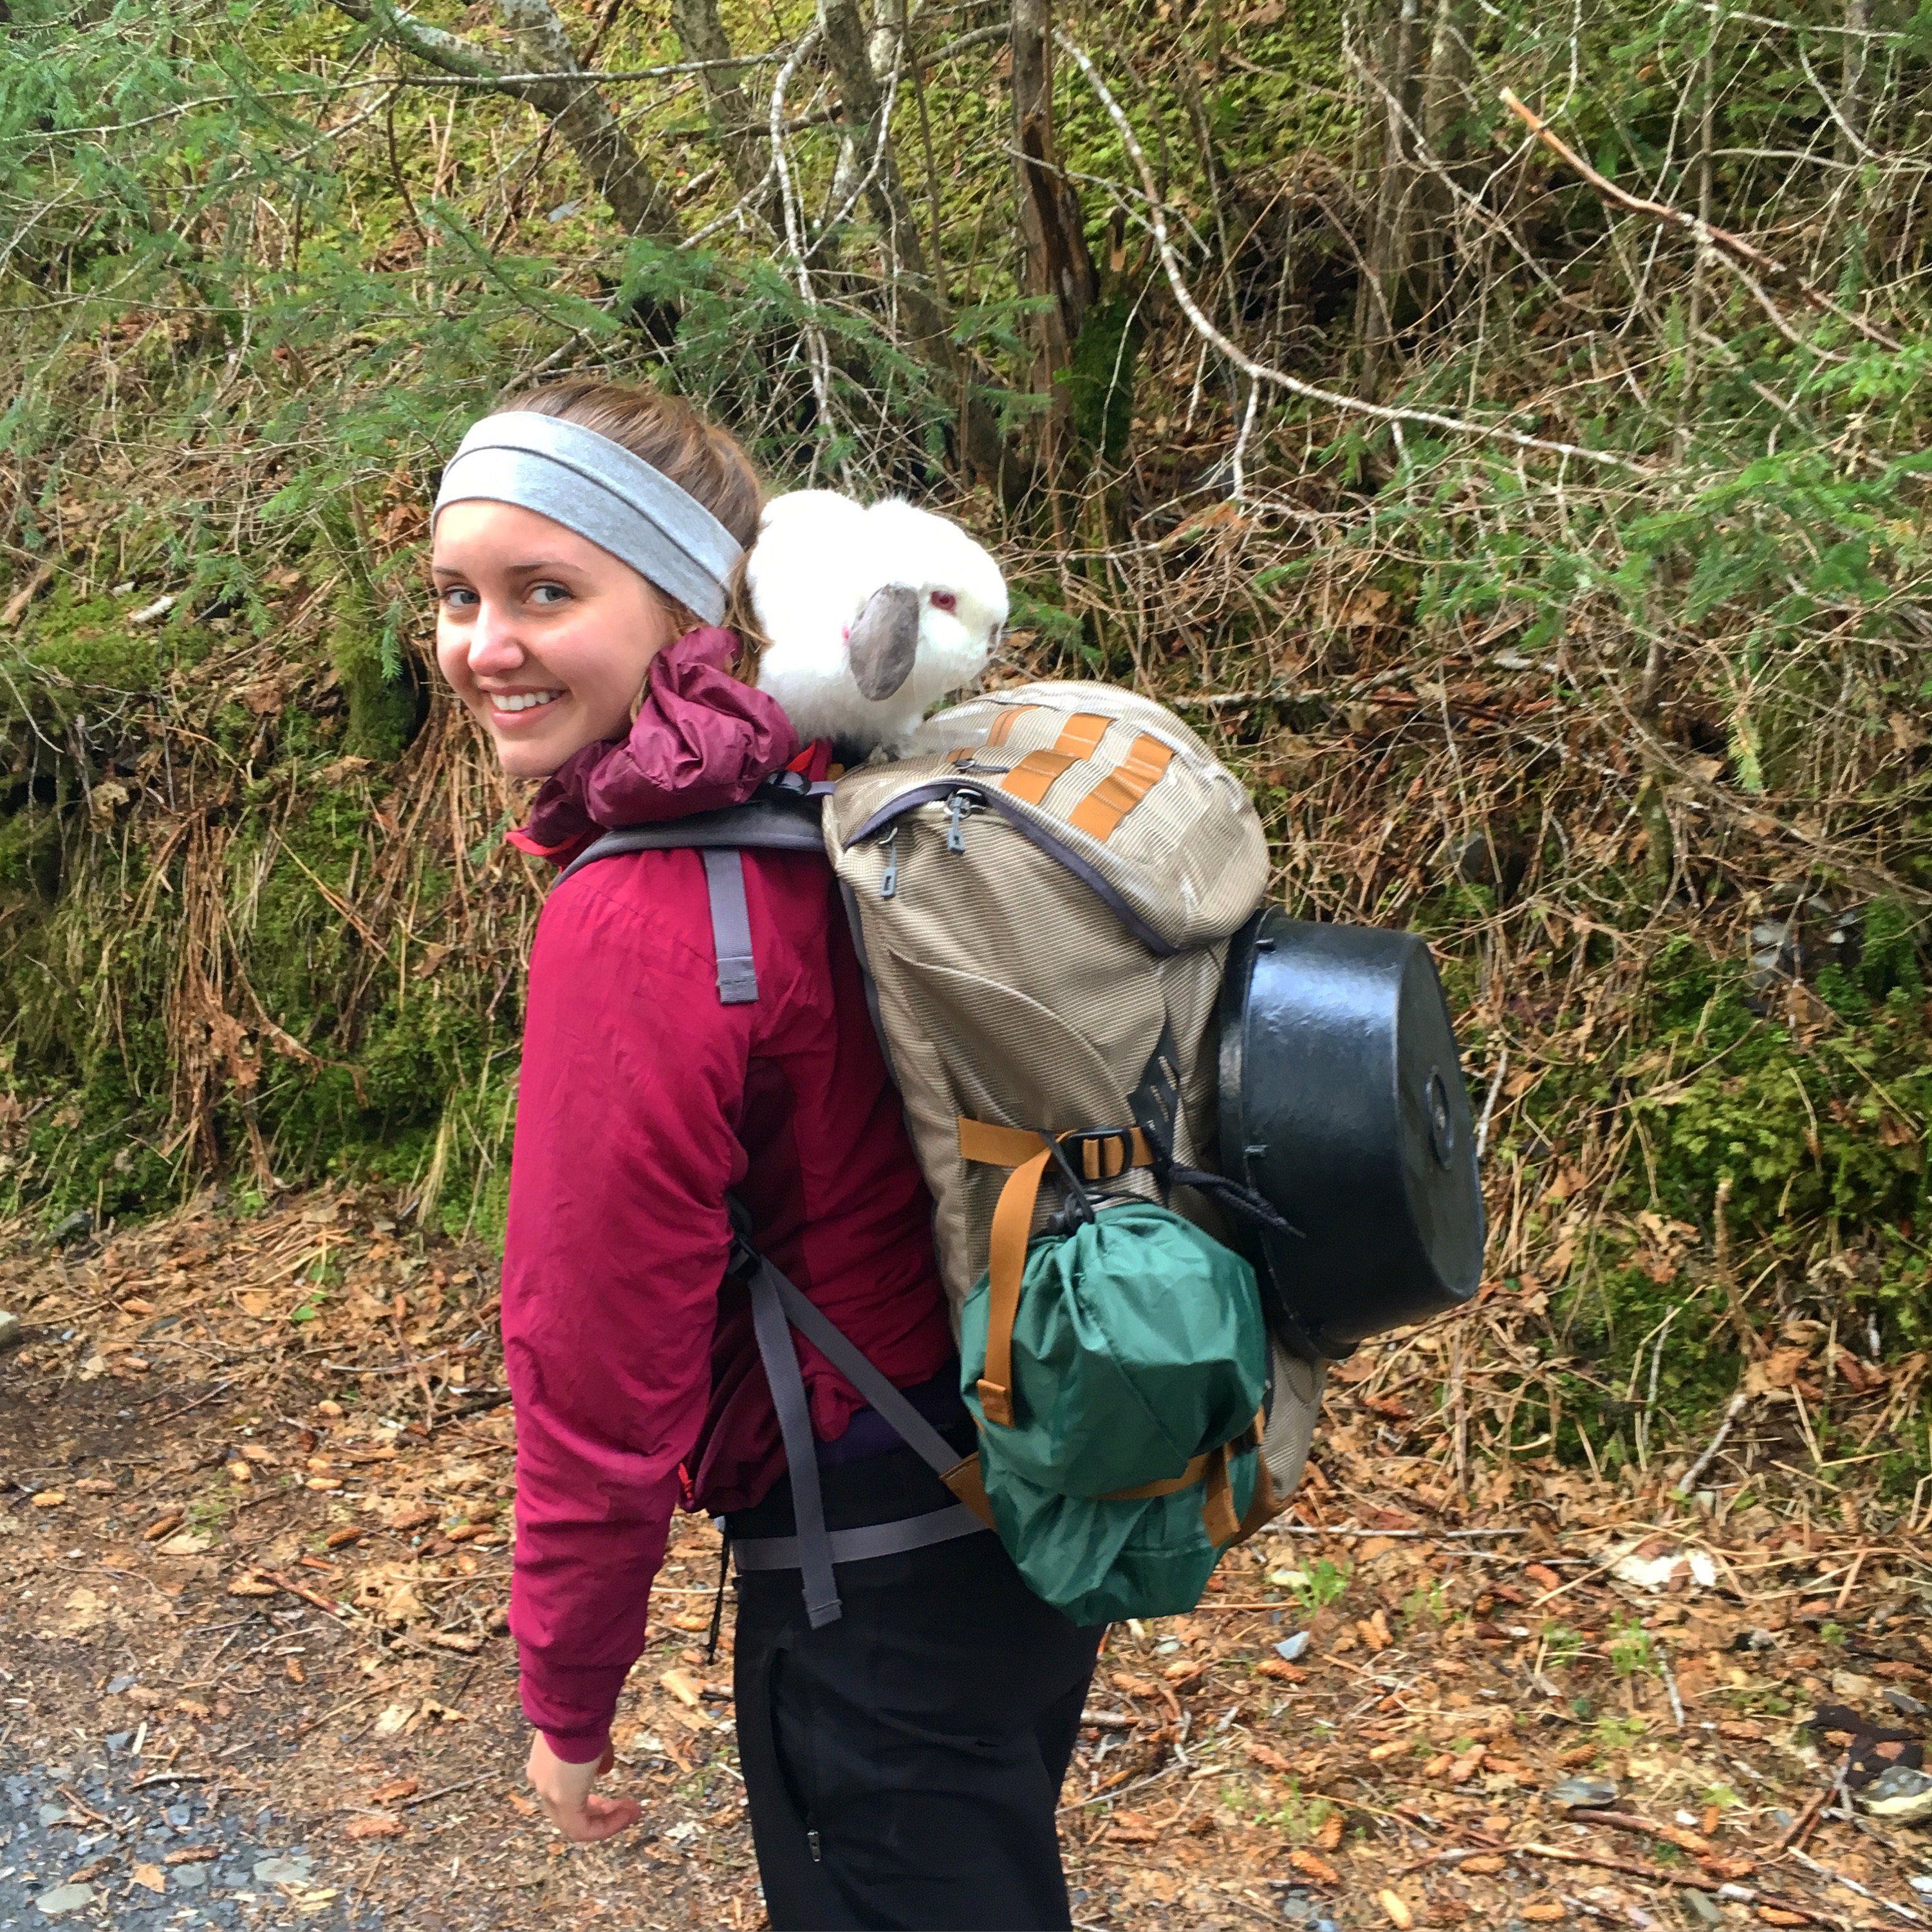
429, 380, 764, 781
424, 378, 1105, 1932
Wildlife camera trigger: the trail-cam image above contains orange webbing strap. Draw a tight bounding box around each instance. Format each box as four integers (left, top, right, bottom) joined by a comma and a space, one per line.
1235, 1451, 1279, 1542
940, 1452, 995, 1527
984, 705, 1034, 748
1103, 1451, 1213, 1501
1052, 712, 1111, 759
958, 1115, 1156, 1427
1201, 1443, 1241, 1547
998, 712, 1112, 806
957, 1117, 1153, 1178
1066, 733, 1176, 842
976, 1144, 1052, 1427
1001, 749, 1079, 805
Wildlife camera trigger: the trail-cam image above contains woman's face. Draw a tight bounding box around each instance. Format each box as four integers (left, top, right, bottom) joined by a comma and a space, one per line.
431, 499, 678, 779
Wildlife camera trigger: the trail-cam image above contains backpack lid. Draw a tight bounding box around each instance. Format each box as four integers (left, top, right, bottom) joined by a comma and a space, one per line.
1218, 907, 1485, 1359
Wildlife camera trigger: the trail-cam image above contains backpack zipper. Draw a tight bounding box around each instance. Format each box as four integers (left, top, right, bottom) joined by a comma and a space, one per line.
945, 788, 982, 853
849, 782, 1177, 957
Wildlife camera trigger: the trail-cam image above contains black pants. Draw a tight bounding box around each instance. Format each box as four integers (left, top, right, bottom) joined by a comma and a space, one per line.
728, 1442, 1102, 1932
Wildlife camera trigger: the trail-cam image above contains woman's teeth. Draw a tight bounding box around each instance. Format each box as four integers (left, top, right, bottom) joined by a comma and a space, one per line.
493, 690, 562, 714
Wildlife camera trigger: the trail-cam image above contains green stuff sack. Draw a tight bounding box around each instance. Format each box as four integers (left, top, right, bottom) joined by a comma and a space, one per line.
960, 1198, 1268, 1627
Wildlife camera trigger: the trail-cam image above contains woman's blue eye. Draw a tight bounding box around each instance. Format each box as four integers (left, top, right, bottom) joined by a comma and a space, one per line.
531, 583, 570, 606
440, 586, 478, 609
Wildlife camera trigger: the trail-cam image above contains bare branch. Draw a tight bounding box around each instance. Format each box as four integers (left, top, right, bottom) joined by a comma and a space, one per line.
1055, 33, 1653, 476
671, 0, 783, 230
1501, 86, 1902, 353
331, 0, 680, 241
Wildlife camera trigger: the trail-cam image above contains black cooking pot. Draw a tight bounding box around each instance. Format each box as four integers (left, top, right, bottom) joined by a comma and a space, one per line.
1217, 907, 1486, 1362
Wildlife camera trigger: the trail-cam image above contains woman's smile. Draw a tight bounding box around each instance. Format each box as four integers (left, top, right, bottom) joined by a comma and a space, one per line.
484, 686, 566, 717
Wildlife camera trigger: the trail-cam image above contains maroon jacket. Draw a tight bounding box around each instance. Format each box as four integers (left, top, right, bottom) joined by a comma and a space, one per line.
500, 629, 954, 1761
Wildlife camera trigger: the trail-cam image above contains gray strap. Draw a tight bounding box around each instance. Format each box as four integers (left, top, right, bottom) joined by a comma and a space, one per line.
766, 1273, 965, 1482
702, 848, 758, 1005
745, 1256, 842, 1628
730, 1503, 987, 1575
555, 797, 828, 884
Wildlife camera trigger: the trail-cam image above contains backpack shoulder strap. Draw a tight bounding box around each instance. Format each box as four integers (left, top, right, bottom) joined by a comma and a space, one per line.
556, 793, 829, 882
553, 791, 829, 1007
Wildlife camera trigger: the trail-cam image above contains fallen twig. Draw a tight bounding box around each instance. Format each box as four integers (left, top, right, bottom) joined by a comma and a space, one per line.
400, 1770, 491, 1810
1519, 1842, 1838, 1923
1779, 1765, 1847, 1852
1783, 1846, 1928, 1927
1659, 1647, 1686, 1731
143, 1379, 234, 1421
427, 1388, 513, 1428
255, 1568, 348, 1619
1567, 1810, 1716, 1857
1266, 1524, 1532, 1541
1677, 1389, 1752, 1494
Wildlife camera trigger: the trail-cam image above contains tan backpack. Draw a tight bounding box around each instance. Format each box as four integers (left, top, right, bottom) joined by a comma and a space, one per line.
824, 680, 1324, 1518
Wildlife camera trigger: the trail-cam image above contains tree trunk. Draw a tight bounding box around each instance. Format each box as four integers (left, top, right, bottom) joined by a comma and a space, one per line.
491, 0, 680, 240
1353, 0, 1427, 395
1838, 0, 1871, 164
816, 0, 1017, 491
1415, 0, 1473, 303
1012, 0, 1098, 436
670, 0, 781, 230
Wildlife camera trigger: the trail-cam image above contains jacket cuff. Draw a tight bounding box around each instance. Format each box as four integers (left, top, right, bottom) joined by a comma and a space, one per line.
538, 1721, 612, 1767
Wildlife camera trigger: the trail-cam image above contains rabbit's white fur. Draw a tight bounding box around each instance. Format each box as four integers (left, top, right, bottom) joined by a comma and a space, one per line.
748, 490, 1008, 752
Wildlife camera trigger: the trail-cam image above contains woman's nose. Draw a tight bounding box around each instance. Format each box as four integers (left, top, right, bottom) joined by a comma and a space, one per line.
467, 600, 528, 674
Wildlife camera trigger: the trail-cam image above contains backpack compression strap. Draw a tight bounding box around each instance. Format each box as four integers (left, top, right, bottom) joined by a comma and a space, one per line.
956, 1118, 1156, 1429
956, 1115, 1258, 1550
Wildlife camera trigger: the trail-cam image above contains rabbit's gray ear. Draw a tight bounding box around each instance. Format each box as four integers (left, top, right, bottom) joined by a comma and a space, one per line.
847, 584, 920, 700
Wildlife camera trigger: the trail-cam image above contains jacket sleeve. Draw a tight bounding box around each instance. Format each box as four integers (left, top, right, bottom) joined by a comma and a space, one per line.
499, 864, 748, 1763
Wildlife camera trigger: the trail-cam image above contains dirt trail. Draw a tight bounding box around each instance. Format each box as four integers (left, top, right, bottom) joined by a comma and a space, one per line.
0, 1189, 1926, 1930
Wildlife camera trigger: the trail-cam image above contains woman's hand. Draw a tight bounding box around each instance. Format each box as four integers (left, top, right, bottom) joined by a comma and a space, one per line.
526, 1732, 644, 1843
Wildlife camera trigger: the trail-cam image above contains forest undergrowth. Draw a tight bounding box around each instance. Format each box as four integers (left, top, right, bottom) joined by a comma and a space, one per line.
0, 0, 1929, 1516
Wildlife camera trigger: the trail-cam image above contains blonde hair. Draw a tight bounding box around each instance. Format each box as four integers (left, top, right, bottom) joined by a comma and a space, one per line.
491, 378, 768, 675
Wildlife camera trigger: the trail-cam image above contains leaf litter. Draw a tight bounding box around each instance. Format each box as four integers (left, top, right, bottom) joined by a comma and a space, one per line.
0, 1185, 1927, 1929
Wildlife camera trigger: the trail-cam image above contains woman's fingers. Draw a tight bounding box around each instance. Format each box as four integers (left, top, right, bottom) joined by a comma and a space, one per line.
568, 1794, 644, 1842
546, 1792, 642, 1843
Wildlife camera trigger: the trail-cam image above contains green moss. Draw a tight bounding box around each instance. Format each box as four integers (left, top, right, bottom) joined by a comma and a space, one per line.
21, 589, 166, 696
0, 808, 60, 894
1063, 295, 1144, 465
329, 578, 415, 761
319, 500, 415, 763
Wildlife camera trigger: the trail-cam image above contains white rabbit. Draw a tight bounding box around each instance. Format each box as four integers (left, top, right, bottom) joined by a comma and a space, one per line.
748, 491, 1008, 755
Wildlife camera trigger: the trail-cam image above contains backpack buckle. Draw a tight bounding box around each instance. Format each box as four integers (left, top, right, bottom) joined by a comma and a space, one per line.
723, 1194, 762, 1281
1058, 1126, 1139, 1184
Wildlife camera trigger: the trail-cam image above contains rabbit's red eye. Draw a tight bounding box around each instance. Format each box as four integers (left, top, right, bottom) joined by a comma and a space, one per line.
929, 590, 958, 613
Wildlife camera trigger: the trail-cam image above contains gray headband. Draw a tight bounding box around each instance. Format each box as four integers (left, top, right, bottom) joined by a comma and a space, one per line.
432, 410, 743, 624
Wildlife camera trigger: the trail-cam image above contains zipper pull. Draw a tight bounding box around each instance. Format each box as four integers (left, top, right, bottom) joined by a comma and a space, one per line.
946, 789, 980, 853
880, 825, 898, 900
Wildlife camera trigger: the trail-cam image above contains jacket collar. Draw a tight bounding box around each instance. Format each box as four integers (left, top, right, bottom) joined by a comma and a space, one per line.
506, 626, 802, 864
